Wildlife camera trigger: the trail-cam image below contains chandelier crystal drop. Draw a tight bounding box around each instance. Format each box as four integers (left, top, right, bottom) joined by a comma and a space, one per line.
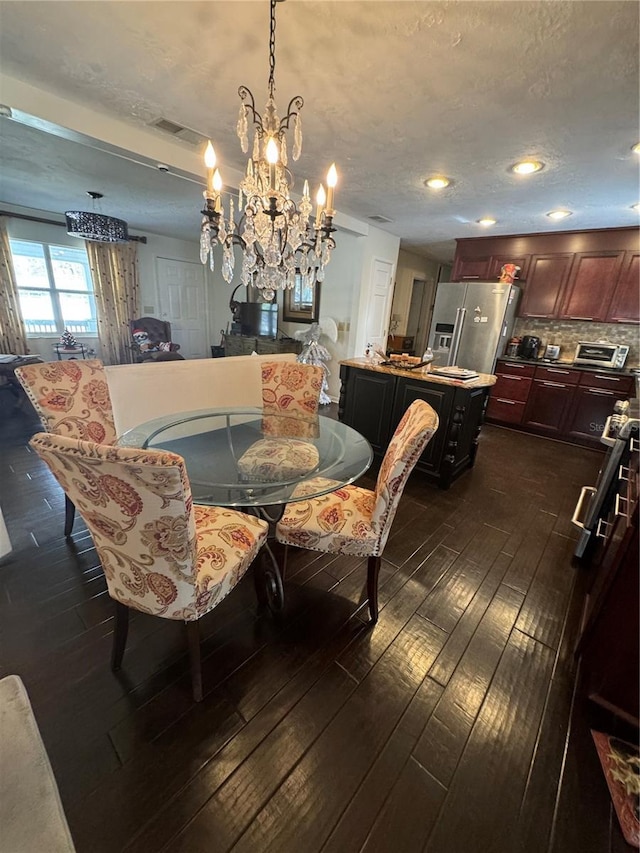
199, 0, 338, 300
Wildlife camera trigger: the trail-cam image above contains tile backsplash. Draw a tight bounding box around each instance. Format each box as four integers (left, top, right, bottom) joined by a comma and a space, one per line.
512, 319, 640, 366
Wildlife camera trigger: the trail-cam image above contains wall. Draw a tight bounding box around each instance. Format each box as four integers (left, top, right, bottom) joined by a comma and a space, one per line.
513, 318, 640, 367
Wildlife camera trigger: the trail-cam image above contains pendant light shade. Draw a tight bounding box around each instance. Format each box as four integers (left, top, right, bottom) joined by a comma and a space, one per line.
65, 191, 129, 243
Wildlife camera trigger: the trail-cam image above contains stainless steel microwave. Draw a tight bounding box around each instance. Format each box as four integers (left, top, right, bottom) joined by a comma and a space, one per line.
573, 341, 629, 369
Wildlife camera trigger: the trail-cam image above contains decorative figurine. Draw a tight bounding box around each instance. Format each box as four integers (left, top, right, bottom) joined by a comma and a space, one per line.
59, 329, 77, 349
499, 264, 521, 284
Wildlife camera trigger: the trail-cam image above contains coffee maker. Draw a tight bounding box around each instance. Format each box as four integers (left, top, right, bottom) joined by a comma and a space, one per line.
517, 335, 542, 360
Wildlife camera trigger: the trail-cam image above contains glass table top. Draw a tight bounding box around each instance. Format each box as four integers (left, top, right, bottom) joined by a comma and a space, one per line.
117, 407, 373, 507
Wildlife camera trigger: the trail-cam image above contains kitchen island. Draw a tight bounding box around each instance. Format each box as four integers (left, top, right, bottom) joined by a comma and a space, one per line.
339, 358, 496, 489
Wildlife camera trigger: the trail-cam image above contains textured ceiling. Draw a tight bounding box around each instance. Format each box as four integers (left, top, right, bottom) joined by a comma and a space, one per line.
0, 0, 638, 261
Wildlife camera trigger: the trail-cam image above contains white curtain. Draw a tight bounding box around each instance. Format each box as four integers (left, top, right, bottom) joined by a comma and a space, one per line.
0, 217, 29, 354
86, 241, 140, 365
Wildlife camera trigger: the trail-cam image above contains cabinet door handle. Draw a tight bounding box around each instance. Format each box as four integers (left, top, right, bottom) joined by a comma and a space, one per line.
569, 316, 594, 321
589, 389, 616, 396
547, 369, 571, 374
526, 314, 549, 318
595, 518, 611, 540
496, 398, 517, 404
595, 375, 622, 382
614, 493, 629, 518
541, 381, 566, 388
505, 363, 527, 369
631, 437, 640, 453
619, 465, 630, 481
503, 376, 523, 381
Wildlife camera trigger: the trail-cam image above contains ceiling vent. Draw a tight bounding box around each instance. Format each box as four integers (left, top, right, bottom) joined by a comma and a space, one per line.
369, 214, 394, 223
149, 118, 207, 147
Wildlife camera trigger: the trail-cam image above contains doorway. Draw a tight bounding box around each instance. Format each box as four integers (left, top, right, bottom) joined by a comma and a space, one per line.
406, 278, 436, 357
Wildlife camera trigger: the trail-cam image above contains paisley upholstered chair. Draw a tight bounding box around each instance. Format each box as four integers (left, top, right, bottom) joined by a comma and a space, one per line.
15, 359, 116, 537
29, 432, 268, 702
275, 399, 439, 623
237, 361, 324, 482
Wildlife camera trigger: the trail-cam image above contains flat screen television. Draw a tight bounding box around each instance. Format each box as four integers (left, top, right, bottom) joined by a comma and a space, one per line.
238, 302, 278, 338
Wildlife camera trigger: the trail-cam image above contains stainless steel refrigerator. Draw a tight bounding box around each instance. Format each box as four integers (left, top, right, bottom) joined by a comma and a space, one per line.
427, 281, 521, 374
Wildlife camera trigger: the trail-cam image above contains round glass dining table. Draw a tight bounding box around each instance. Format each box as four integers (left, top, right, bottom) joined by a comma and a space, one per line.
117, 407, 373, 508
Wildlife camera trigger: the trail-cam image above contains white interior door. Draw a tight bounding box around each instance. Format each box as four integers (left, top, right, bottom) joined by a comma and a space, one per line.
156, 258, 208, 359
364, 258, 395, 351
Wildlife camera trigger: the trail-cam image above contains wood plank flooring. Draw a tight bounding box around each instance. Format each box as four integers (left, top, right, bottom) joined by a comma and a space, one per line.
0, 389, 631, 852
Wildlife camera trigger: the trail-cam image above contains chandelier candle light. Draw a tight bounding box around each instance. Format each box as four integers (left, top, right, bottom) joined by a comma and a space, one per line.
199, 0, 338, 302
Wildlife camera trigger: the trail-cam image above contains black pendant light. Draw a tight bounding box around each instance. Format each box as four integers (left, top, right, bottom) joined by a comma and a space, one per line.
65, 191, 129, 243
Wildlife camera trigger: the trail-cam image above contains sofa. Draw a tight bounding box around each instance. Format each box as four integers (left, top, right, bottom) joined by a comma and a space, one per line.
104, 352, 297, 435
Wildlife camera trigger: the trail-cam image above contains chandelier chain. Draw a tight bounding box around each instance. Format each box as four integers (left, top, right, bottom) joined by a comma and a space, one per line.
268, 0, 277, 98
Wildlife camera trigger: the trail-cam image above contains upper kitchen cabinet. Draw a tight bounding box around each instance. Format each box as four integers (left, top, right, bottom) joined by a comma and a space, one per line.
487, 255, 531, 282
606, 252, 640, 324
451, 256, 492, 281
518, 253, 573, 318
452, 227, 639, 322
558, 251, 626, 321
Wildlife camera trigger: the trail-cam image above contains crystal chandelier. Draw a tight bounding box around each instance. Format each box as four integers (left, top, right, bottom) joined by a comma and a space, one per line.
199, 0, 338, 302
66, 191, 129, 243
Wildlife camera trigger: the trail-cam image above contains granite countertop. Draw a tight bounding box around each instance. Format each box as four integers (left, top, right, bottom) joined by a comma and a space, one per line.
341, 358, 496, 388
496, 356, 640, 377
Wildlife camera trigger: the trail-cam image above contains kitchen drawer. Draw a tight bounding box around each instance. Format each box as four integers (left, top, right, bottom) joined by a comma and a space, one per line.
492, 374, 532, 402
495, 361, 535, 378
486, 396, 526, 424
534, 365, 580, 384
577, 371, 635, 394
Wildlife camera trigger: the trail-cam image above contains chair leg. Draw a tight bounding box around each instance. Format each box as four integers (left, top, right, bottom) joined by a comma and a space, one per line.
185, 621, 203, 702
367, 555, 381, 624
64, 494, 76, 538
111, 601, 130, 671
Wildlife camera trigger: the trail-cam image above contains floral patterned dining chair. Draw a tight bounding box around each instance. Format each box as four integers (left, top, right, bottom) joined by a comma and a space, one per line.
275, 399, 439, 623
15, 359, 116, 537
29, 432, 268, 702
237, 361, 324, 482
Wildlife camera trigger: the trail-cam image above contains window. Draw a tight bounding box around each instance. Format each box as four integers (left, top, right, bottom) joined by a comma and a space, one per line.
9, 239, 97, 336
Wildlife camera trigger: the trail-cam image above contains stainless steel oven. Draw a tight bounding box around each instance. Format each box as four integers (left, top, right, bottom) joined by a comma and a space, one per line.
572, 398, 639, 558
573, 341, 630, 370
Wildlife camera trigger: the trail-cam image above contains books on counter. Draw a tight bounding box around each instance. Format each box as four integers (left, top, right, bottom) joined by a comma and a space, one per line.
429, 366, 480, 381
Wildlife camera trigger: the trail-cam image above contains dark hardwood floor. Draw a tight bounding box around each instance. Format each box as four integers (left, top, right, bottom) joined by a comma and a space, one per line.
0, 388, 630, 852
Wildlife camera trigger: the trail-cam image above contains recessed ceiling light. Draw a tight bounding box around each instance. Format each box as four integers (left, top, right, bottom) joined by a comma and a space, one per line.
510, 160, 544, 175
424, 176, 451, 189
632, 203, 640, 211
632, 143, 640, 154
547, 209, 572, 220
477, 217, 496, 226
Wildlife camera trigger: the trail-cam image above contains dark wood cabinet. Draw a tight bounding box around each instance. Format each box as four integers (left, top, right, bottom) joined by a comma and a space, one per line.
606, 251, 640, 324
519, 254, 574, 318
222, 334, 302, 356
559, 251, 625, 321
564, 386, 618, 443
487, 360, 635, 446
487, 255, 530, 282
451, 256, 492, 281
451, 227, 639, 322
522, 378, 574, 434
